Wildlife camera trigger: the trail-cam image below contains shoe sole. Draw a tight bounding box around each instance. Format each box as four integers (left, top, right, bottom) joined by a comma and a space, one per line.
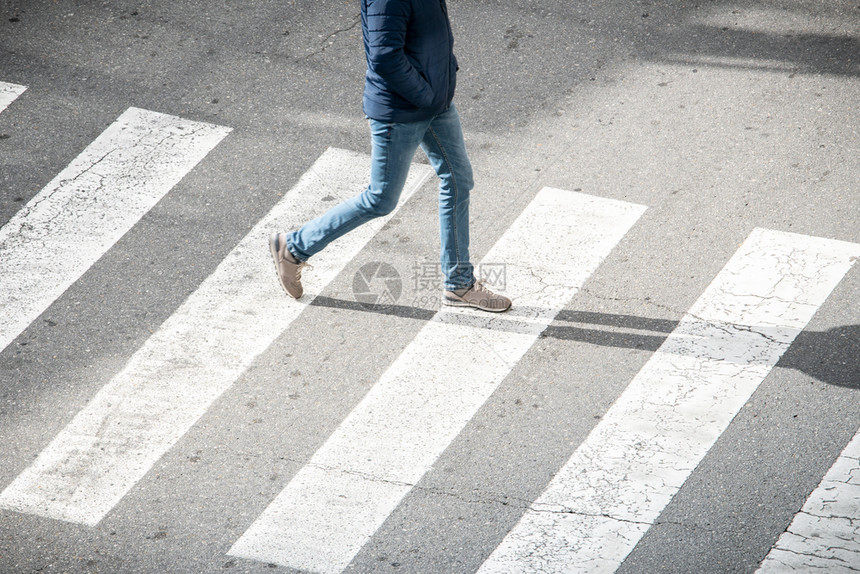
269, 232, 301, 299
442, 296, 511, 313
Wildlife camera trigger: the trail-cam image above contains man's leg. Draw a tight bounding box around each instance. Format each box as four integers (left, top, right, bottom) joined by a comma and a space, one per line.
422, 105, 511, 312
286, 119, 427, 262
270, 119, 426, 299
420, 105, 475, 291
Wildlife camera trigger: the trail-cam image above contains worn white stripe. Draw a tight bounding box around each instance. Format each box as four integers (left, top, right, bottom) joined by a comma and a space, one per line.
756, 429, 860, 573
0, 81, 26, 113
228, 188, 647, 573
0, 107, 231, 353
0, 148, 432, 526
478, 228, 860, 574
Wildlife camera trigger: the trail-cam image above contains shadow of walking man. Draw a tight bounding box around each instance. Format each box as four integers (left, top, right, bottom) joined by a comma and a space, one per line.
777, 324, 860, 390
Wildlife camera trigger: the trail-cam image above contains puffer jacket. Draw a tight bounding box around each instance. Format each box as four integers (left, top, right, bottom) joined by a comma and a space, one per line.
360, 0, 458, 123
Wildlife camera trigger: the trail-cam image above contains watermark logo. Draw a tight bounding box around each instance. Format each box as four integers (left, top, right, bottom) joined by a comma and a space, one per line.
352, 262, 402, 309
353, 261, 507, 310
411, 262, 444, 292
478, 262, 506, 291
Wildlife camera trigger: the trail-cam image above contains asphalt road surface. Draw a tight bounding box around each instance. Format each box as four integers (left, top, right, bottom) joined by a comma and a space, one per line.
1, 1, 858, 573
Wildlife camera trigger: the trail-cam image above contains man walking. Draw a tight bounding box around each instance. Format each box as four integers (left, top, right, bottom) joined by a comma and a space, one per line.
269, 0, 511, 312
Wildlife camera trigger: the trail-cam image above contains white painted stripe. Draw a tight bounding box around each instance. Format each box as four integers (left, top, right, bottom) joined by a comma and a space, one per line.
756, 428, 860, 574
228, 188, 647, 573
0, 107, 231, 353
478, 228, 860, 574
0, 148, 432, 526
0, 82, 26, 113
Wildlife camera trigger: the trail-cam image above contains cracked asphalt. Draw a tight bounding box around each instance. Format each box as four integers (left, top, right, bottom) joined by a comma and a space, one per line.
1, 0, 859, 572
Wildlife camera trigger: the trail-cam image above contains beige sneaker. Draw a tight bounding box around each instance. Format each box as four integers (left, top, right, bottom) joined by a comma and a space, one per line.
269, 232, 308, 299
443, 281, 512, 313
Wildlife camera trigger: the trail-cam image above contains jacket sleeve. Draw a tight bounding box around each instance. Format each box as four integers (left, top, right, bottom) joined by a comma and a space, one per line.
364, 0, 434, 109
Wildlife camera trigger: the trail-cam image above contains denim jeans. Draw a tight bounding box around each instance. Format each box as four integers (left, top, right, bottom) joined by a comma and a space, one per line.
287, 104, 475, 291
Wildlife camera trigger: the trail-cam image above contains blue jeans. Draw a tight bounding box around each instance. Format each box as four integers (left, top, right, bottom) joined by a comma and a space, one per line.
287, 104, 475, 291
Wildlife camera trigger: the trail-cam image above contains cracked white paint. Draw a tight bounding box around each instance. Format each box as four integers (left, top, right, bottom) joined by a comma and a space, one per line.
0, 148, 432, 526
756, 429, 860, 573
0, 107, 231, 353
0, 81, 26, 113
228, 189, 647, 574
478, 228, 860, 574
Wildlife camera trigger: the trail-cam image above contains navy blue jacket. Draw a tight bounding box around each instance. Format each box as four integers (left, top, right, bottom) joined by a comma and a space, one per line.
360, 0, 458, 122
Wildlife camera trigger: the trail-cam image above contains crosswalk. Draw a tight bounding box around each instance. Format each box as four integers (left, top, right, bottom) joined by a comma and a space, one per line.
479, 228, 860, 573
756, 429, 860, 574
0, 107, 232, 355
228, 190, 647, 572
1, 82, 859, 573
0, 81, 26, 114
